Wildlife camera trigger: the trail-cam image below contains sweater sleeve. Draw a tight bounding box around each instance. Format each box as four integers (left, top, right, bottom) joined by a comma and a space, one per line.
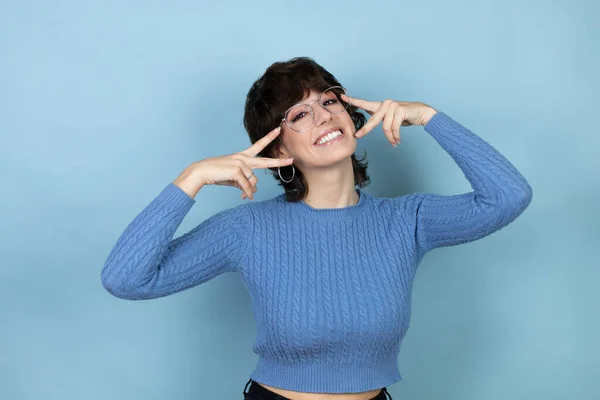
408, 112, 533, 254
100, 183, 252, 300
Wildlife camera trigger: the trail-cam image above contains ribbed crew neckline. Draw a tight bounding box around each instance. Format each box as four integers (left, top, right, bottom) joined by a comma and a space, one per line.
281, 189, 369, 220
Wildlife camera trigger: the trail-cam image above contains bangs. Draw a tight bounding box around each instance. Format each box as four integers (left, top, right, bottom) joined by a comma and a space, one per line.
265, 70, 335, 123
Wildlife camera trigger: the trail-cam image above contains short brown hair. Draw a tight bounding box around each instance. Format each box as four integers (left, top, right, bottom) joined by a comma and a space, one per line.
243, 57, 370, 202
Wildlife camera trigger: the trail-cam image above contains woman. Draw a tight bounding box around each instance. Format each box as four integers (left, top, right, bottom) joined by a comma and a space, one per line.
101, 57, 533, 400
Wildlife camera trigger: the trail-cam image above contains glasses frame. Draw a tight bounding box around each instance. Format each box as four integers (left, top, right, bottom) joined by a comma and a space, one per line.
279, 86, 350, 133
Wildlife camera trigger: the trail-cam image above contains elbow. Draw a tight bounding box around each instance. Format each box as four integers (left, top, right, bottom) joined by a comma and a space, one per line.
100, 267, 143, 300
101, 278, 136, 300
519, 181, 533, 210
511, 179, 533, 214
497, 180, 533, 223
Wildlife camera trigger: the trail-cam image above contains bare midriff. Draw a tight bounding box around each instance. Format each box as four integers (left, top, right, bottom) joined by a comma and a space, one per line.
256, 382, 383, 400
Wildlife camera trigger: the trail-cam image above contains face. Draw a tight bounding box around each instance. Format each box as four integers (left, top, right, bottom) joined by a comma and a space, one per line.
276, 88, 357, 170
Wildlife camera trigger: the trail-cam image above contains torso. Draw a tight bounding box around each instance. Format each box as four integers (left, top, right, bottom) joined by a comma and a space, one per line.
241, 194, 417, 396
256, 382, 383, 400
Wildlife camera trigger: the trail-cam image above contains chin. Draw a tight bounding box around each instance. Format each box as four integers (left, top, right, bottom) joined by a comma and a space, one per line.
310, 146, 357, 168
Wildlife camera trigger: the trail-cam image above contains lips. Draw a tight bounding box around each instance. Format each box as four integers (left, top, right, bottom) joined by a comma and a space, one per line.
313, 128, 344, 146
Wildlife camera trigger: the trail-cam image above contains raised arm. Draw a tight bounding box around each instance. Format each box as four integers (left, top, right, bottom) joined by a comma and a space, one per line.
409, 112, 532, 253
100, 183, 252, 300
342, 94, 532, 254
101, 126, 293, 300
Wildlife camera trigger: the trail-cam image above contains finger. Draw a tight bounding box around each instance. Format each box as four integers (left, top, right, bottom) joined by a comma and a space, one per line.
236, 174, 254, 200
242, 183, 258, 200
391, 109, 404, 145
245, 155, 294, 169
340, 94, 381, 115
242, 126, 282, 157
236, 164, 256, 200
354, 100, 391, 138
382, 103, 399, 146
246, 170, 258, 187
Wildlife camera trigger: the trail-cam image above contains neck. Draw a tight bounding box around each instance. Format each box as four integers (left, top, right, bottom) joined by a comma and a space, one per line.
300, 157, 359, 209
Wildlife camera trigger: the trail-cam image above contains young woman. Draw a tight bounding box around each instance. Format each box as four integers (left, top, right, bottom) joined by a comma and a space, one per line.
101, 57, 532, 400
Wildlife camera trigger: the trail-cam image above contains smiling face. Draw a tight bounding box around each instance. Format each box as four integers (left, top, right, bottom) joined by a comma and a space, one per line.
243, 57, 370, 201
276, 88, 357, 170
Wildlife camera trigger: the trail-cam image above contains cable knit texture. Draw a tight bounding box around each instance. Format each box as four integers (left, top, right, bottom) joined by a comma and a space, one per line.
101, 112, 532, 393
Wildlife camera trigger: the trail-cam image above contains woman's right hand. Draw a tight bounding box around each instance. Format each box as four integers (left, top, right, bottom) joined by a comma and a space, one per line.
173, 126, 293, 200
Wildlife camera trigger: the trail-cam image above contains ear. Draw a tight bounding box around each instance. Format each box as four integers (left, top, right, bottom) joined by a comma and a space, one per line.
274, 140, 292, 159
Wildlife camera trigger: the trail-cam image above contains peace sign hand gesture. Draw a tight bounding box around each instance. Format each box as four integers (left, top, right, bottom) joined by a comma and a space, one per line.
173, 126, 294, 200
341, 94, 437, 147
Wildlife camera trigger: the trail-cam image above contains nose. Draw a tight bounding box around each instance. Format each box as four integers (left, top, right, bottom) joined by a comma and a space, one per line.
312, 101, 332, 127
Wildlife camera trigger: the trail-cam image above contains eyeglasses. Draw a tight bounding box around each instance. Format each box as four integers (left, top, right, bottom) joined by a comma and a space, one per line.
280, 86, 350, 132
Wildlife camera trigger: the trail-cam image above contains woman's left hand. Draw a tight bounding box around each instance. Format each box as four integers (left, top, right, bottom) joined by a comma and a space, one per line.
340, 94, 438, 147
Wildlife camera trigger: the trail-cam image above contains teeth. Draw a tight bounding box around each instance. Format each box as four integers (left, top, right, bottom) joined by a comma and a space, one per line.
316, 130, 342, 145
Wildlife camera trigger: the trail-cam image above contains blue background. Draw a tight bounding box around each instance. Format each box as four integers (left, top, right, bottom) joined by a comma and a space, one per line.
1, 1, 598, 399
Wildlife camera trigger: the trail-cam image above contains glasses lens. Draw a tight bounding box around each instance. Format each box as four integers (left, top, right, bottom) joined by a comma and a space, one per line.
285, 104, 312, 132
320, 87, 349, 114
284, 87, 350, 132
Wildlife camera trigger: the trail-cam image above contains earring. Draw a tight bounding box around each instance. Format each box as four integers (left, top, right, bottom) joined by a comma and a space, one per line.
278, 164, 295, 183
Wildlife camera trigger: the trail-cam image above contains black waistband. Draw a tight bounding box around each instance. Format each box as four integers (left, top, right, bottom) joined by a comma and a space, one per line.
244, 379, 290, 400
242, 379, 392, 400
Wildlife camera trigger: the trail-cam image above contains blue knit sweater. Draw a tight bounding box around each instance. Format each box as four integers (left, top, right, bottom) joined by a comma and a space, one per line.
101, 112, 532, 393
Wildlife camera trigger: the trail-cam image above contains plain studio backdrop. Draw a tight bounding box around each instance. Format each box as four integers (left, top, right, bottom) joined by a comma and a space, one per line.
1, 1, 598, 399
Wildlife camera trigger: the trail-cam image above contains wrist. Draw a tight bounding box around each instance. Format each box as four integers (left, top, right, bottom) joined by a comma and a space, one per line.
421, 106, 438, 126
173, 164, 205, 199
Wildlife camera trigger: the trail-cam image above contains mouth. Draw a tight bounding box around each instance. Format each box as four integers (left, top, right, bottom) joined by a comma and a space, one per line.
313, 128, 345, 146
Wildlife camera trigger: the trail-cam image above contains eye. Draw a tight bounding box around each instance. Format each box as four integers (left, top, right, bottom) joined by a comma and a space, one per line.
291, 111, 307, 122
322, 99, 338, 107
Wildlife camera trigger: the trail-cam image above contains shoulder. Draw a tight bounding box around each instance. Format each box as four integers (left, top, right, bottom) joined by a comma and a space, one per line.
242, 193, 286, 218
362, 190, 423, 215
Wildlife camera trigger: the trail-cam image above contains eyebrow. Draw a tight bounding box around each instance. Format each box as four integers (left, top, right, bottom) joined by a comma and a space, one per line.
290, 91, 323, 108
